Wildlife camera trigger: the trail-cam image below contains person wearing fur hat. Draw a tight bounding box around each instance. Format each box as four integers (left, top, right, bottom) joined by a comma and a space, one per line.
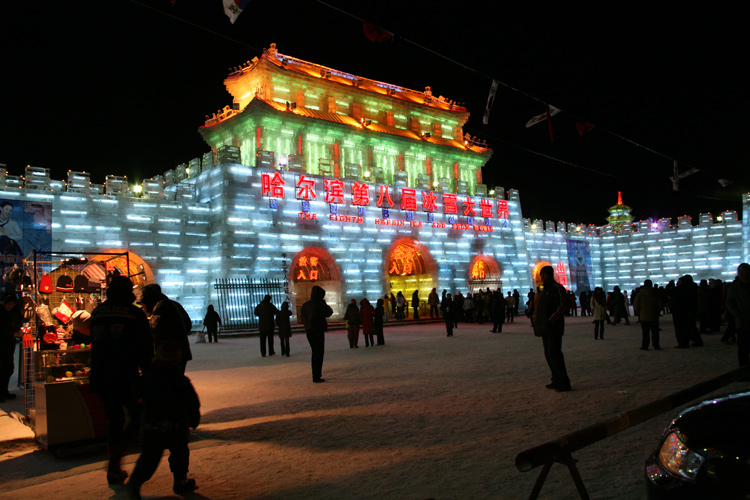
300, 286, 333, 383
90, 276, 153, 486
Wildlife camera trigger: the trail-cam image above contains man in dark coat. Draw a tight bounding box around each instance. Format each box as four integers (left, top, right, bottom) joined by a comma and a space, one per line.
411, 289, 420, 320
140, 284, 193, 372
300, 286, 333, 383
535, 266, 571, 392
254, 295, 278, 357
90, 276, 153, 485
725, 263, 750, 369
441, 293, 454, 336
672, 275, 702, 348
490, 289, 505, 333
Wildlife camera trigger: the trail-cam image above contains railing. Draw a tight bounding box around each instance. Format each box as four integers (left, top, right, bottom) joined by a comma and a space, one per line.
213, 278, 285, 331
515, 366, 750, 500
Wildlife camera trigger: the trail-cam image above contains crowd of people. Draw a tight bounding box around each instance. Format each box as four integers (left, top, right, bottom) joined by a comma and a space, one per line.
2, 262, 748, 498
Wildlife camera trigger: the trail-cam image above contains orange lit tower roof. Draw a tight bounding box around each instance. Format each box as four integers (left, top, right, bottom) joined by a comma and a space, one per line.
201, 43, 489, 154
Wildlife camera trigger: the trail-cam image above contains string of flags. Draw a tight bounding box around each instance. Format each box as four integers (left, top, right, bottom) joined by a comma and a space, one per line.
222, 0, 249, 24
214, 1, 736, 192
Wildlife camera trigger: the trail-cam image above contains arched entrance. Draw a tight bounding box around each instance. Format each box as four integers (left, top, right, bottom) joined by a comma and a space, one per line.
531, 261, 555, 288
289, 247, 343, 321
467, 254, 502, 294
95, 249, 155, 288
384, 238, 437, 314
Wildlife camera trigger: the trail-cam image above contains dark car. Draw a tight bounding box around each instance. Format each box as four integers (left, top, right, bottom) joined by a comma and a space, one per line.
645, 391, 750, 499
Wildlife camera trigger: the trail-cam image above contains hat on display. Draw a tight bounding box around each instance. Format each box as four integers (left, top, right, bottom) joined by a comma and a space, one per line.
74, 275, 89, 293
71, 310, 91, 335
56, 275, 74, 292
86, 280, 101, 292
39, 274, 53, 294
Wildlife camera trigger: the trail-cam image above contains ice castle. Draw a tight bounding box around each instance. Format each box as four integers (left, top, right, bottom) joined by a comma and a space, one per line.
2, 44, 748, 327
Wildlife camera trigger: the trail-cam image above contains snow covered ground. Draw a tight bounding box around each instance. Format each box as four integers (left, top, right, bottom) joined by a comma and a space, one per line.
0, 315, 745, 500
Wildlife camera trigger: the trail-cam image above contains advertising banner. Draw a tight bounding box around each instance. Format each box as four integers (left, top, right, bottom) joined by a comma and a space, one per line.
566, 239, 593, 292
1, 199, 52, 288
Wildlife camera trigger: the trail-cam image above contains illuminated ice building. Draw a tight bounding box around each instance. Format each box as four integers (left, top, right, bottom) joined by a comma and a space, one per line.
2, 43, 748, 328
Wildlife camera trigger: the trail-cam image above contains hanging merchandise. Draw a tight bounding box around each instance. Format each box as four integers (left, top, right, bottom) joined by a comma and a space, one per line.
39, 274, 53, 294
36, 303, 55, 325
56, 275, 74, 292
73, 275, 88, 293
53, 300, 74, 324
82, 261, 106, 283
22, 295, 35, 321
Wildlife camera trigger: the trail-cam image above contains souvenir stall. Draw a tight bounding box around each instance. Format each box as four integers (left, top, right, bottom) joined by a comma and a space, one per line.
21, 250, 131, 450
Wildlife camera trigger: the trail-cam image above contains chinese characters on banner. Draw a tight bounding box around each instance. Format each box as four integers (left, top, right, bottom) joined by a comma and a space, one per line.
281, 253, 290, 304
258, 171, 510, 230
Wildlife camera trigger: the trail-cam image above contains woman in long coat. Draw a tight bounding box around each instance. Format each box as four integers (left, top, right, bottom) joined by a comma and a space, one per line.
591, 287, 608, 339
276, 301, 293, 356
360, 298, 375, 347
374, 298, 385, 345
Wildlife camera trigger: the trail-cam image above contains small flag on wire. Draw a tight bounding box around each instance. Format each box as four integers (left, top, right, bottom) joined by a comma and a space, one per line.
525, 105, 560, 128
482, 79, 499, 125
223, 0, 248, 24
545, 104, 556, 142
363, 21, 393, 42
576, 121, 595, 136
670, 161, 700, 191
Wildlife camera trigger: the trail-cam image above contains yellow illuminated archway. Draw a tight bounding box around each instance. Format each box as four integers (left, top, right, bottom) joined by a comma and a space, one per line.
384, 238, 437, 312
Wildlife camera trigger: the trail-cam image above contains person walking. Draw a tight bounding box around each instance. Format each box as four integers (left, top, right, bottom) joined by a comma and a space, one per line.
634, 280, 664, 350
374, 298, 385, 345
360, 298, 375, 347
505, 292, 515, 323
463, 293, 474, 323
276, 301, 293, 356
395, 292, 405, 321
124, 341, 201, 500
535, 266, 571, 392
441, 293, 454, 336
725, 263, 750, 370
140, 284, 193, 374
428, 288, 439, 318
490, 289, 505, 333
203, 304, 221, 343
672, 275, 702, 348
254, 295, 278, 357
90, 276, 154, 486
611, 286, 630, 325
591, 287, 608, 340
0, 292, 21, 402
300, 285, 333, 383
344, 299, 361, 348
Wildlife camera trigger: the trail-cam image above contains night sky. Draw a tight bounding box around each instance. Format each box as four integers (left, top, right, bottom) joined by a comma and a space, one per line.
2, 1, 748, 225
